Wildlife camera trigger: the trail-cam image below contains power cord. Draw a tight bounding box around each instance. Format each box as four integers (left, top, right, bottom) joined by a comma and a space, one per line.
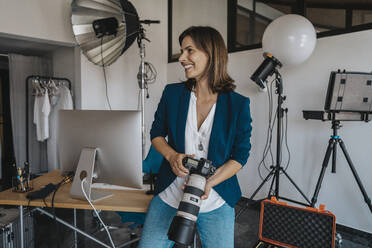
137, 61, 157, 99
52, 173, 74, 248
283, 109, 291, 171
101, 37, 112, 110
257, 75, 291, 179
81, 178, 116, 248
257, 78, 276, 180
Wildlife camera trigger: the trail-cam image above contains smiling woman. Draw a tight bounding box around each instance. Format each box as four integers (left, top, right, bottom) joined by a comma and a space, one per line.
179, 36, 209, 82
178, 26, 236, 93
139, 26, 252, 248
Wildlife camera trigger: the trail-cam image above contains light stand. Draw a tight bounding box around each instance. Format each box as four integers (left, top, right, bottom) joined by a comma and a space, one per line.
136, 20, 159, 159
137, 24, 148, 159
236, 70, 311, 218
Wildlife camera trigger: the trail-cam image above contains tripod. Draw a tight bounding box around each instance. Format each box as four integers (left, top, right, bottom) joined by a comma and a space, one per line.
237, 71, 311, 218
310, 119, 372, 213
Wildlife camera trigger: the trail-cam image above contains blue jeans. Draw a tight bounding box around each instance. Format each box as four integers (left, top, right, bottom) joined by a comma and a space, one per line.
138, 195, 235, 248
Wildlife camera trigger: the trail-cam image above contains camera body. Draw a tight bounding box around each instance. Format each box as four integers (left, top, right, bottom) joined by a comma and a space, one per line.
182, 157, 215, 177
167, 157, 216, 246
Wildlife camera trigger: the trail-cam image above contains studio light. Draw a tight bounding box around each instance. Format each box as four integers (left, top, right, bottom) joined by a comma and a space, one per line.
251, 14, 316, 89
71, 0, 140, 66
92, 17, 119, 38
70, 0, 159, 159
250, 52, 282, 89
238, 14, 317, 217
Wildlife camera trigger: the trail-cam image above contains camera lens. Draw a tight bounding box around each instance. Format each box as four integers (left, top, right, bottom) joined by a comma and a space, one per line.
168, 174, 206, 245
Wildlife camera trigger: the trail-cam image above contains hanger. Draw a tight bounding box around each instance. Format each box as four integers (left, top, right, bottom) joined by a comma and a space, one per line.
47, 79, 59, 96
32, 78, 45, 96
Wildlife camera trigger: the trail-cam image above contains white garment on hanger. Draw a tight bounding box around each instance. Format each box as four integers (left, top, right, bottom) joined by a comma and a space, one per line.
33, 89, 51, 141
47, 85, 73, 171
159, 92, 225, 213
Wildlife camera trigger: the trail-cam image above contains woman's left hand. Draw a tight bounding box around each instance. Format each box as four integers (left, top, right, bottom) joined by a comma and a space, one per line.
200, 180, 214, 200
182, 179, 214, 200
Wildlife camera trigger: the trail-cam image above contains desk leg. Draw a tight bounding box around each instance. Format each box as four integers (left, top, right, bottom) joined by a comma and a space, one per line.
35, 208, 111, 248
19, 205, 24, 248
73, 209, 77, 248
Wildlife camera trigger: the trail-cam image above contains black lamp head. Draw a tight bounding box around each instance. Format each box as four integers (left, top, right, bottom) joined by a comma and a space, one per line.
92, 17, 119, 38
251, 52, 282, 89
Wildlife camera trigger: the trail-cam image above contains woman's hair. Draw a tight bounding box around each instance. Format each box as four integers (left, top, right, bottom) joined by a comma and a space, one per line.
179, 26, 236, 93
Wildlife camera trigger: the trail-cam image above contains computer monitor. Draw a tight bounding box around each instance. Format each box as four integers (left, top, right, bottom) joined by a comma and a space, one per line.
58, 110, 143, 202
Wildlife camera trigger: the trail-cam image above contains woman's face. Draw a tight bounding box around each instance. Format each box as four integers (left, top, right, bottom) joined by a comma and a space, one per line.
179, 36, 209, 82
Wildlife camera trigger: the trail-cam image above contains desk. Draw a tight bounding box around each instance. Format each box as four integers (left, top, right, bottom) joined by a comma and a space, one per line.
0, 170, 153, 248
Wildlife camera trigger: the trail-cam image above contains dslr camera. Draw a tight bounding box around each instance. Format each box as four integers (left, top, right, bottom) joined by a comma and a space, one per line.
168, 157, 216, 246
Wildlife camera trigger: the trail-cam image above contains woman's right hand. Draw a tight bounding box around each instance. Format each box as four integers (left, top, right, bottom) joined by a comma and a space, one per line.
167, 152, 193, 177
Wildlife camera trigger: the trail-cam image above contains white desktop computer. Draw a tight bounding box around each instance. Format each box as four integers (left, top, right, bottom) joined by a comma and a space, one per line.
58, 110, 143, 202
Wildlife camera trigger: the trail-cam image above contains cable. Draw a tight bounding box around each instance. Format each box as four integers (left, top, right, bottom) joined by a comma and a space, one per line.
101, 37, 112, 110
81, 178, 116, 248
50, 173, 74, 248
284, 109, 291, 171
257, 78, 276, 180
258, 80, 273, 173
143, 62, 157, 84
137, 61, 157, 100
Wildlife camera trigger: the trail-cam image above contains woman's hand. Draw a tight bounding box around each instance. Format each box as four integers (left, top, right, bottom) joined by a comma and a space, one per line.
200, 180, 214, 200
167, 152, 193, 177
182, 178, 215, 200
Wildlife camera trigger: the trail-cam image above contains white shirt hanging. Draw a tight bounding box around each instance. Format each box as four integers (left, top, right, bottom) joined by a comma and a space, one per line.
47, 85, 73, 171
33, 89, 51, 141
159, 91, 225, 212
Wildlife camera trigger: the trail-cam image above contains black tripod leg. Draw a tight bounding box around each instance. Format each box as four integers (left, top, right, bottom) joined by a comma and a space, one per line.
280, 169, 311, 204
332, 138, 337, 173
339, 140, 372, 213
236, 169, 275, 219
311, 139, 335, 207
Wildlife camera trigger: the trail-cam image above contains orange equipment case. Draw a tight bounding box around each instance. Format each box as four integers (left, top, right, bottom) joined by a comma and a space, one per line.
259, 197, 336, 248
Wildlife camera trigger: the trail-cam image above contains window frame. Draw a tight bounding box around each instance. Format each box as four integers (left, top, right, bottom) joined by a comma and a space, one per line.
168, 0, 372, 63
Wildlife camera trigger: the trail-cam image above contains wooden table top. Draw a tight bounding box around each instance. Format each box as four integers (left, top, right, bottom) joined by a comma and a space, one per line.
0, 170, 152, 212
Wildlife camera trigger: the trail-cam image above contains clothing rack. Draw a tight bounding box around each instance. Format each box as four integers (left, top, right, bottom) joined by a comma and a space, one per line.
25, 75, 72, 164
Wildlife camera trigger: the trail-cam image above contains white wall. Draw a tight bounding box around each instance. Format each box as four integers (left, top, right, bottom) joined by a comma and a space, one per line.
168, 29, 372, 233
172, 0, 227, 54
0, 0, 74, 45
52, 47, 81, 108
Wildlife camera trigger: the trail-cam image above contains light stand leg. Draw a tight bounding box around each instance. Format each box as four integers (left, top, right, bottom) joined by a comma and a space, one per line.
339, 140, 372, 213
236, 169, 275, 219
267, 170, 276, 198
19, 205, 24, 248
280, 169, 311, 205
74, 208, 77, 248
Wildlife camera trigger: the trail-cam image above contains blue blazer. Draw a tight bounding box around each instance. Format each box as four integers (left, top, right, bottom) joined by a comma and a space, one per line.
150, 83, 252, 207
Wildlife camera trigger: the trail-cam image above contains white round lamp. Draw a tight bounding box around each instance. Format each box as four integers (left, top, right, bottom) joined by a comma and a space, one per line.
263, 14, 317, 66
251, 14, 317, 88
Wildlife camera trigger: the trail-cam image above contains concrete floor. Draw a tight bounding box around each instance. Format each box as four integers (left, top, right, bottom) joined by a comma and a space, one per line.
32, 199, 372, 248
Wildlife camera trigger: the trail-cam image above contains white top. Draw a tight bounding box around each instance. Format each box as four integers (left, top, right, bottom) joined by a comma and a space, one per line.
47, 85, 73, 171
33, 89, 51, 142
159, 92, 225, 212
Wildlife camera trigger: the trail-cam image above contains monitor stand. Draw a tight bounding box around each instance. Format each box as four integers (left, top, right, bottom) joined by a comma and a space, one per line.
70, 147, 113, 202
